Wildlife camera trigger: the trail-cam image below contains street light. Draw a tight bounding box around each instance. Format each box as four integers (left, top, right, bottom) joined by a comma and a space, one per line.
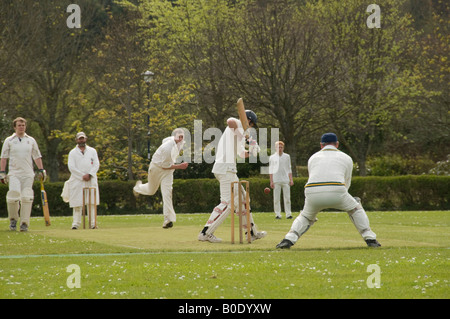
142, 70, 154, 161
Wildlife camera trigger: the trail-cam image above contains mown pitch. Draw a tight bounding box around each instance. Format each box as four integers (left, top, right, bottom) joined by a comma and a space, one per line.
0, 211, 448, 299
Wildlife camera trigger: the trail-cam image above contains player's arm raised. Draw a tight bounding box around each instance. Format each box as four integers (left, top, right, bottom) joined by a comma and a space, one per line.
227, 118, 245, 138
227, 118, 250, 158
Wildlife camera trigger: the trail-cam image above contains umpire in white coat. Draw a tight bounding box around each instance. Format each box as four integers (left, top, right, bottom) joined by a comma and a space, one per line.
66, 132, 100, 229
276, 133, 380, 249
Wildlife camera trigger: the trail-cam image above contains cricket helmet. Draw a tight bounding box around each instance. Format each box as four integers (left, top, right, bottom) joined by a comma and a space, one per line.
245, 110, 258, 127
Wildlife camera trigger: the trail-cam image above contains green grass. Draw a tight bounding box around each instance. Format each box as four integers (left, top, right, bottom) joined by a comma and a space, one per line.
0, 211, 448, 299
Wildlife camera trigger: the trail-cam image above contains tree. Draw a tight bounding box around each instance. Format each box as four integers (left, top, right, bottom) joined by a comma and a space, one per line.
0, 0, 108, 181
399, 0, 449, 159
219, 0, 333, 175
318, 0, 426, 175
89, 2, 196, 180
139, 0, 237, 128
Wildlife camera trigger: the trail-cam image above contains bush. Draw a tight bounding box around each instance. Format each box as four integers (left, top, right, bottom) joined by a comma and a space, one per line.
0, 175, 448, 217
428, 155, 450, 175
362, 155, 436, 176
349, 175, 449, 210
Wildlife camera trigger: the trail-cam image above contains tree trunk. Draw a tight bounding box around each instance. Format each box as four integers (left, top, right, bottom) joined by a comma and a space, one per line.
46, 139, 60, 182
127, 135, 135, 181
357, 159, 367, 177
284, 132, 298, 177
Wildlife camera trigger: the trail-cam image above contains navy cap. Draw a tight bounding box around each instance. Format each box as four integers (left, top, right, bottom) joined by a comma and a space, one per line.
321, 133, 338, 143
245, 110, 258, 127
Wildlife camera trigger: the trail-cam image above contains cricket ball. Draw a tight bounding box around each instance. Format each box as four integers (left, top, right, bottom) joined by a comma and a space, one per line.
264, 187, 271, 194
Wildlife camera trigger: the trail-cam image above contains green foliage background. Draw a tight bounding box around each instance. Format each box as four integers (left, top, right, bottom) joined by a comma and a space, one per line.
0, 176, 447, 217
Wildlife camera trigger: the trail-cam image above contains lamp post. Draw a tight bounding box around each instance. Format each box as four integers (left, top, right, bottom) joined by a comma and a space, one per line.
142, 70, 154, 161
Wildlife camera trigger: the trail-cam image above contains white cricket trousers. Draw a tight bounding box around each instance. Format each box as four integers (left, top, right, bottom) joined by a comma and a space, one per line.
72, 206, 96, 228
285, 186, 377, 244
134, 163, 176, 223
273, 182, 291, 218
204, 172, 256, 236
6, 176, 34, 227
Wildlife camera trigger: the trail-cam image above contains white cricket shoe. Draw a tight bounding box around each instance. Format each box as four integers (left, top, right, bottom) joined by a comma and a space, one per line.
9, 219, 17, 231
20, 223, 28, 232
198, 232, 222, 243
133, 180, 142, 197
251, 231, 267, 241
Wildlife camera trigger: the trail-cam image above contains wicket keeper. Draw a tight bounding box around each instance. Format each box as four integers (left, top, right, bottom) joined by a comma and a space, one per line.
277, 133, 381, 249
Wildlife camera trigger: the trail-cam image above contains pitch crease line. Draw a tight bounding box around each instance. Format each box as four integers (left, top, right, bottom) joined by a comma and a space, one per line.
0, 250, 263, 259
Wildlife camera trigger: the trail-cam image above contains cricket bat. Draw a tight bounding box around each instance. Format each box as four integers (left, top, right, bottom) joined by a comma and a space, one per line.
236, 98, 249, 133
40, 179, 51, 226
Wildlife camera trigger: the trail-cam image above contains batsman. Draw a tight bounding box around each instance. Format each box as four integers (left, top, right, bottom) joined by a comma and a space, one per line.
0, 117, 46, 232
198, 99, 266, 243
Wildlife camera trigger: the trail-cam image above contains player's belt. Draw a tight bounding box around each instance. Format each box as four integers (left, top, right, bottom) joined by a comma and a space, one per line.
305, 181, 345, 188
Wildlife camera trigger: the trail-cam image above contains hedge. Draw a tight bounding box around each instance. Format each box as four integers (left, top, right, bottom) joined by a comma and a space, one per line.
0, 175, 448, 218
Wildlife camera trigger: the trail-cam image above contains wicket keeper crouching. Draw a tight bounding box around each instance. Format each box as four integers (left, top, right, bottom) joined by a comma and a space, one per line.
277, 133, 381, 249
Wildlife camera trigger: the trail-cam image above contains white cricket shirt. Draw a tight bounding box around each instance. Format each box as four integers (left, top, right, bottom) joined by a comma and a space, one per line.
212, 117, 246, 175
269, 152, 292, 183
305, 144, 353, 192
151, 136, 184, 169
1, 133, 42, 177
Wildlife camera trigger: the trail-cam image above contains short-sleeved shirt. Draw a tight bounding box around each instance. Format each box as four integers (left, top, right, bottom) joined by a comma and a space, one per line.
212, 118, 246, 175
1, 133, 42, 177
269, 152, 292, 183
151, 136, 183, 169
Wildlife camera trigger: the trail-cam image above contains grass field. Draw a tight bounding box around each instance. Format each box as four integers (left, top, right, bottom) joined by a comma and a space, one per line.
0, 211, 448, 300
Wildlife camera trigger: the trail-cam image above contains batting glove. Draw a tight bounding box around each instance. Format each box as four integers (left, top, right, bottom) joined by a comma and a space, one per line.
0, 171, 6, 184
246, 137, 260, 156
38, 169, 47, 182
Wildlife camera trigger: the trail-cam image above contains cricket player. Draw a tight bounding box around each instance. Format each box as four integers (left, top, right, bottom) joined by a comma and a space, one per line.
269, 141, 294, 219
0, 117, 46, 232
276, 133, 380, 249
65, 132, 100, 229
198, 110, 266, 243
133, 128, 188, 228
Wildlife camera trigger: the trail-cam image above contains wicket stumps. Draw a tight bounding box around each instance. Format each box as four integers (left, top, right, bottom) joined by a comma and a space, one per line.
230, 180, 251, 244
82, 187, 97, 229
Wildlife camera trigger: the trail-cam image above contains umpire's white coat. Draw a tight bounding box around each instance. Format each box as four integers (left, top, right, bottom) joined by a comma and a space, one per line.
66, 145, 100, 207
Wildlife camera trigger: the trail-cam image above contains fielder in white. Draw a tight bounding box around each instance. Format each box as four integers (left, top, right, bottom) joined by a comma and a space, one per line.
276, 133, 380, 249
0, 117, 46, 232
269, 141, 294, 219
64, 132, 100, 229
198, 110, 266, 243
133, 128, 188, 228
